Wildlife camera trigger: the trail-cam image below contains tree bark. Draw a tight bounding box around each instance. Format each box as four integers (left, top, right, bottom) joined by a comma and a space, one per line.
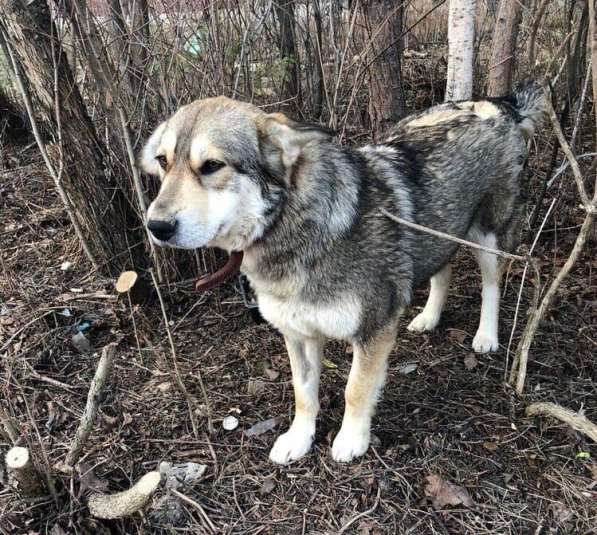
274, 0, 301, 110
0, 0, 131, 274
446, 0, 475, 101
311, 0, 325, 119
487, 0, 525, 97
362, 0, 406, 140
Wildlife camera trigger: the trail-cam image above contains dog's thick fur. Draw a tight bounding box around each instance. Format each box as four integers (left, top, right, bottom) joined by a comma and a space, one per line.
141, 83, 546, 464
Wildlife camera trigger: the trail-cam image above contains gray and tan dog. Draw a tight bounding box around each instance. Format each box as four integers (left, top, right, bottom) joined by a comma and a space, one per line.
140, 83, 546, 463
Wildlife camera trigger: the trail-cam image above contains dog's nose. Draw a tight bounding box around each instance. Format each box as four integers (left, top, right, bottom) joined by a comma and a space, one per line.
147, 219, 177, 241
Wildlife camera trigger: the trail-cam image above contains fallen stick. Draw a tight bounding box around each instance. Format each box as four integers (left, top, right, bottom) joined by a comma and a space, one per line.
64, 343, 116, 468
5, 446, 45, 497
526, 402, 597, 442
88, 471, 162, 519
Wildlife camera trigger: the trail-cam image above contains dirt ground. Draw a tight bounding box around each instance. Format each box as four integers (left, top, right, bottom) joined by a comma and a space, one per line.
1, 128, 596, 535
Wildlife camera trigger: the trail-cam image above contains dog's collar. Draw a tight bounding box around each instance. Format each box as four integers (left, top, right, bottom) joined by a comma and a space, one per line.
195, 251, 244, 292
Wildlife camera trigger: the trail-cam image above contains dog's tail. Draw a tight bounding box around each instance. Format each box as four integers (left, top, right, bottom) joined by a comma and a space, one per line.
512, 81, 548, 140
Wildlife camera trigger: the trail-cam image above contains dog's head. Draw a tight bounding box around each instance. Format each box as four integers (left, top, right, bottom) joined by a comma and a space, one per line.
140, 96, 331, 251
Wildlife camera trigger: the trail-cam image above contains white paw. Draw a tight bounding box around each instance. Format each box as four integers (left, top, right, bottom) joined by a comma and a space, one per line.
269, 427, 314, 464
407, 312, 440, 333
331, 427, 370, 463
472, 330, 499, 353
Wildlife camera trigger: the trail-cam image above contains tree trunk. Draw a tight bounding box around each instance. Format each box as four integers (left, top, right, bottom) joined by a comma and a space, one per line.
362, 0, 406, 140
107, 0, 150, 102
446, 0, 475, 101
274, 0, 301, 110
0, 0, 131, 274
311, 0, 325, 119
487, 0, 525, 97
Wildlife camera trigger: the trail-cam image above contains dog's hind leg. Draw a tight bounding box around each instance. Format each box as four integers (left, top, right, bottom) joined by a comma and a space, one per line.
407, 263, 452, 332
269, 336, 324, 464
471, 232, 502, 353
332, 321, 398, 462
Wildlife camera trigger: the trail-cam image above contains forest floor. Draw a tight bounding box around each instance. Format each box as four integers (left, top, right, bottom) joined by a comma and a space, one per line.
1, 120, 596, 534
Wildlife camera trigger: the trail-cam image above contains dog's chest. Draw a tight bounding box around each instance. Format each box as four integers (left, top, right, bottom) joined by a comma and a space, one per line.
257, 291, 361, 340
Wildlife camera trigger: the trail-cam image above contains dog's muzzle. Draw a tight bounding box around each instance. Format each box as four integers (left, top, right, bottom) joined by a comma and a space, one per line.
147, 219, 177, 242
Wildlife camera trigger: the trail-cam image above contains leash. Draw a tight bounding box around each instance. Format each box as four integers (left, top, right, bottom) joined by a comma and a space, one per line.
195, 251, 244, 292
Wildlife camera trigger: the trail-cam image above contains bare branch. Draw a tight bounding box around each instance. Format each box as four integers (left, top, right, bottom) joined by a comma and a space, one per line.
526, 402, 597, 442
64, 343, 117, 468
380, 208, 526, 262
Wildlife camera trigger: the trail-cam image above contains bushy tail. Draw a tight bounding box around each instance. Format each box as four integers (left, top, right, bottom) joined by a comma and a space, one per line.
512, 81, 548, 140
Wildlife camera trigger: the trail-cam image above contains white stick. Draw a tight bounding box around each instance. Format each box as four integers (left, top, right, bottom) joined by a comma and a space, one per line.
88, 471, 162, 519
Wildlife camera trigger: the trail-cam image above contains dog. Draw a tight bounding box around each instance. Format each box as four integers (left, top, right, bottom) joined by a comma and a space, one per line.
140, 83, 546, 464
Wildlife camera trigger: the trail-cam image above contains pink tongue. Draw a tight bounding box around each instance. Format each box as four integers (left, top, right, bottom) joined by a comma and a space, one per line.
195, 251, 244, 292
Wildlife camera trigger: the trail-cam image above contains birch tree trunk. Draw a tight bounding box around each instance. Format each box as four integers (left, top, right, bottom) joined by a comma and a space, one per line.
487, 0, 525, 97
446, 0, 475, 101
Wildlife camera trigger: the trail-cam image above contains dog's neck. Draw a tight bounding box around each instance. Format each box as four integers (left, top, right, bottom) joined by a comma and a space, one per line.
242, 143, 362, 295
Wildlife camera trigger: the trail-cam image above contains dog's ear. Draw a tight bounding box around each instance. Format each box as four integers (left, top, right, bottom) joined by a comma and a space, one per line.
257, 113, 333, 173
139, 121, 167, 176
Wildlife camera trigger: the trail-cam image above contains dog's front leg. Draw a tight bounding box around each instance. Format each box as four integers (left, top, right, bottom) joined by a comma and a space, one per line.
332, 324, 397, 463
269, 335, 324, 464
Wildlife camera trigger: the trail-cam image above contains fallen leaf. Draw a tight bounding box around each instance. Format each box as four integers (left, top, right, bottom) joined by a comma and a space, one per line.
159, 461, 207, 490
244, 417, 278, 437
447, 329, 467, 344
77, 461, 109, 493
424, 474, 473, 510
322, 358, 337, 369
247, 379, 265, 395
398, 362, 418, 375
157, 381, 172, 393
71, 332, 91, 353
264, 367, 279, 381
259, 478, 275, 495
464, 354, 478, 370
552, 502, 574, 523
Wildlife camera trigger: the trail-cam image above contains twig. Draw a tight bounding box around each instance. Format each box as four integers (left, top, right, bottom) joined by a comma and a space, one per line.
510, 204, 595, 393
88, 471, 161, 519
194, 346, 215, 435
545, 87, 593, 210
0, 407, 19, 443
380, 208, 526, 261
338, 487, 381, 534
170, 488, 217, 533
589, 0, 597, 137
528, 0, 551, 68
64, 343, 116, 468
116, 107, 162, 282
526, 402, 597, 442
0, 310, 55, 353
150, 270, 199, 439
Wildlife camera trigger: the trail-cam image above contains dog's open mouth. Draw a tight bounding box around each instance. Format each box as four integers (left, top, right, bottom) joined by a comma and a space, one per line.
195, 251, 244, 292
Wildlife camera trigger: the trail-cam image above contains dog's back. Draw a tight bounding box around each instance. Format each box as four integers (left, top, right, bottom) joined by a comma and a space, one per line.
376, 82, 547, 285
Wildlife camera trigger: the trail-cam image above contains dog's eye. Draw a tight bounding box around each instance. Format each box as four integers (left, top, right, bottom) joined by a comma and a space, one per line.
155, 155, 168, 170
200, 159, 225, 175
